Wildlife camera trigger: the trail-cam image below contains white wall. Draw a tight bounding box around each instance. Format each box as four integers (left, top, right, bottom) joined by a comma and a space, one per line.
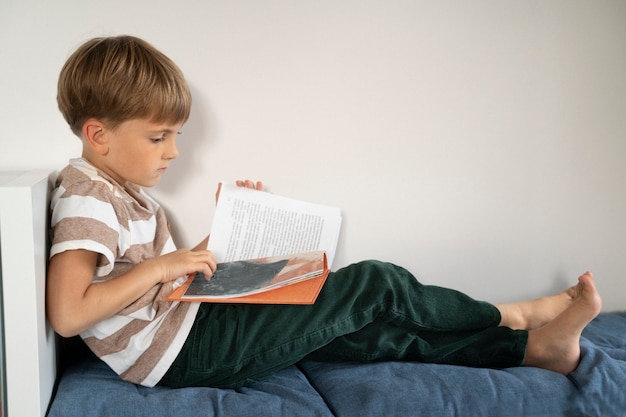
1, 0, 625, 311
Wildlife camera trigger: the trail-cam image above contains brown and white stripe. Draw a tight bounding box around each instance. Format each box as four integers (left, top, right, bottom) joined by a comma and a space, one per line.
50, 158, 200, 386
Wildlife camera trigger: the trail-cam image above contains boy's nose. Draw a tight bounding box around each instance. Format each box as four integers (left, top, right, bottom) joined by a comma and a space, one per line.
165, 138, 179, 159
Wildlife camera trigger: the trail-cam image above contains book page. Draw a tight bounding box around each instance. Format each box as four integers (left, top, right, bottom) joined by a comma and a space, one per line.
208, 184, 342, 267
181, 251, 325, 299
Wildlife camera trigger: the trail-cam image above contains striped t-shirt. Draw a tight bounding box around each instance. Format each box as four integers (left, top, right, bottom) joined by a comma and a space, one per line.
49, 158, 200, 387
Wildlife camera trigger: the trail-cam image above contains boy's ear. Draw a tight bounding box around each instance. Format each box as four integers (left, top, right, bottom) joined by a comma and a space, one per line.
82, 119, 109, 155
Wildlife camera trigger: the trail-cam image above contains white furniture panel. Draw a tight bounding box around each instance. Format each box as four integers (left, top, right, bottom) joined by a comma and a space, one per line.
0, 171, 56, 417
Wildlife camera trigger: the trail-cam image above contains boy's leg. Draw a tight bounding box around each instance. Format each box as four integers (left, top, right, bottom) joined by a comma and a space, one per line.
160, 260, 526, 388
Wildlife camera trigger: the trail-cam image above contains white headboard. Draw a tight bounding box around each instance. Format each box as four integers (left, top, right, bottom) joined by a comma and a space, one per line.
0, 171, 57, 417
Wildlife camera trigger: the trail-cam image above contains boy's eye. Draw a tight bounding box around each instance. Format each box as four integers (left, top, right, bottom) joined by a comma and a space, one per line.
150, 137, 165, 143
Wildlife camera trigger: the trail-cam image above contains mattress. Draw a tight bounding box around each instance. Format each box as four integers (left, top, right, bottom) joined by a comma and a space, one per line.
48, 312, 626, 417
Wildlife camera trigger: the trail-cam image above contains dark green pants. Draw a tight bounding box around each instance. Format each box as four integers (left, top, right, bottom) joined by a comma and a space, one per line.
160, 260, 527, 388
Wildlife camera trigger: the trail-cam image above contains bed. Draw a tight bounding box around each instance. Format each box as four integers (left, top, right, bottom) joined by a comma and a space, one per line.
1, 171, 625, 417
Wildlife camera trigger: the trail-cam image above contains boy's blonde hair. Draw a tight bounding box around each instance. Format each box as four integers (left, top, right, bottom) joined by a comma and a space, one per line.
57, 35, 192, 136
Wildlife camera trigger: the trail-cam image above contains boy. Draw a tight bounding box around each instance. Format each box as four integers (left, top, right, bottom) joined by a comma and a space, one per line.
47, 35, 602, 389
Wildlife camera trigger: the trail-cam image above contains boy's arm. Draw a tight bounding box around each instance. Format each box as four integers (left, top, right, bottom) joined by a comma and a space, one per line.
46, 247, 217, 338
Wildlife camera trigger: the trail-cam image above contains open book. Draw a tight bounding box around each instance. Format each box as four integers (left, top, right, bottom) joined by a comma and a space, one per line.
167, 184, 342, 304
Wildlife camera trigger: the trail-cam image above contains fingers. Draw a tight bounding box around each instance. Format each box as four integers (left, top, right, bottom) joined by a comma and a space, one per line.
215, 182, 223, 203
217, 181, 263, 204
235, 179, 263, 191
173, 249, 218, 281
197, 250, 217, 279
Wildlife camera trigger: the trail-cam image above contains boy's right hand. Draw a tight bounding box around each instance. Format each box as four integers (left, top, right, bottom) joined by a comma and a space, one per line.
147, 248, 217, 283
47, 247, 217, 338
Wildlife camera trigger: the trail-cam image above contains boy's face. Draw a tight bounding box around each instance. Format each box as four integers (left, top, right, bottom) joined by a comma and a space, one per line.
90, 118, 183, 187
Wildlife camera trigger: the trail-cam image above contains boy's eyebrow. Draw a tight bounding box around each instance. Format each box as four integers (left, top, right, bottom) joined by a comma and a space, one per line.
147, 128, 183, 135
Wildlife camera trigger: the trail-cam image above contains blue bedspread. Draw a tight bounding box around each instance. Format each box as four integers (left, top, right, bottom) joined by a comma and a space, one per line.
48, 312, 626, 417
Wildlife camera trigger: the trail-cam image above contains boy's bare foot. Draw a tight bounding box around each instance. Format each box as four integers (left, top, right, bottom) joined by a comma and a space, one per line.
496, 276, 585, 330
522, 271, 602, 375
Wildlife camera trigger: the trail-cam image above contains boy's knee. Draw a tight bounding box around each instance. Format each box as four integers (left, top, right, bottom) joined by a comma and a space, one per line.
344, 259, 415, 284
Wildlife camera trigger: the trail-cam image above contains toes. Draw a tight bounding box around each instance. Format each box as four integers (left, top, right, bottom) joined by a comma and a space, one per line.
579, 271, 594, 282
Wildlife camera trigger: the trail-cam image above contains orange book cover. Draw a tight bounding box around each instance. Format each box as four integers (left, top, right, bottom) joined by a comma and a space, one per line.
166, 251, 329, 304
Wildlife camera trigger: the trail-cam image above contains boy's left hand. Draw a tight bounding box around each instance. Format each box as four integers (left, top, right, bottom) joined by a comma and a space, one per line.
215, 180, 264, 203
235, 179, 263, 190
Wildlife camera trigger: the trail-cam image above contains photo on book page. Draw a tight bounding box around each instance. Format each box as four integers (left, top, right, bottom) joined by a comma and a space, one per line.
181, 250, 326, 299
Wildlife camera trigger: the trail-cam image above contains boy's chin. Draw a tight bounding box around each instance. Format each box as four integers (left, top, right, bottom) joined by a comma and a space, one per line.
138, 177, 162, 188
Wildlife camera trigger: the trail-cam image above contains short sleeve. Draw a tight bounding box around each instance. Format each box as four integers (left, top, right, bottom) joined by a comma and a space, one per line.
50, 178, 121, 277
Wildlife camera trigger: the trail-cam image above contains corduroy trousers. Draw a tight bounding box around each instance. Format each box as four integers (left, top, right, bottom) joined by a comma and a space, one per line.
160, 260, 527, 388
